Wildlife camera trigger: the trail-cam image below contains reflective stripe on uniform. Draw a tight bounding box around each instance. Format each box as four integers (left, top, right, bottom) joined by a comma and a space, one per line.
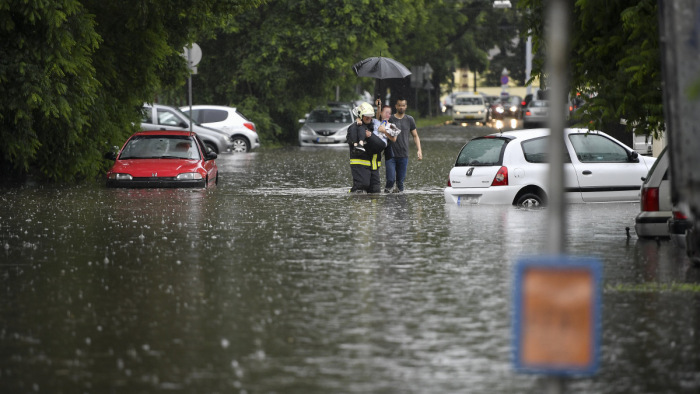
350, 159, 371, 166
372, 154, 379, 170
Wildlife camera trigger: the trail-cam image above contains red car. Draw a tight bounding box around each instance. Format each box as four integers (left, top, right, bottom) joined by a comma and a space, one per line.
106, 130, 218, 188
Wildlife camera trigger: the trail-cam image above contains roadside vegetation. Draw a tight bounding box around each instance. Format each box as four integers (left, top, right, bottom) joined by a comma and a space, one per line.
1, 0, 661, 182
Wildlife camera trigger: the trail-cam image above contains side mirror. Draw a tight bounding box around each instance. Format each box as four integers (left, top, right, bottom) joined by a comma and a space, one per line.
104, 146, 119, 160
628, 150, 639, 162
178, 121, 189, 129
205, 151, 218, 161
298, 118, 306, 124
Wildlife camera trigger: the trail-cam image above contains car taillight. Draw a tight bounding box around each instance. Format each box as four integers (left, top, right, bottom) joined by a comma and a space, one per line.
640, 187, 659, 211
525, 110, 532, 116
672, 210, 688, 220
447, 176, 452, 187
244, 122, 256, 132
491, 166, 508, 186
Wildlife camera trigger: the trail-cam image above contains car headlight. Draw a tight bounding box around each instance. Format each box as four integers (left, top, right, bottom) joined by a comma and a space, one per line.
510, 106, 517, 112
176, 173, 203, 180
300, 126, 315, 136
496, 107, 504, 113
109, 173, 133, 180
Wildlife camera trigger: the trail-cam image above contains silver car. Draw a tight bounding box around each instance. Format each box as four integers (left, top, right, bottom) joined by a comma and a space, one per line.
523, 100, 549, 128
140, 103, 231, 154
298, 107, 353, 147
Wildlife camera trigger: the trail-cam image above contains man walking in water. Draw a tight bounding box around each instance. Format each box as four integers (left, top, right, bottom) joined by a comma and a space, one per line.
385, 98, 422, 193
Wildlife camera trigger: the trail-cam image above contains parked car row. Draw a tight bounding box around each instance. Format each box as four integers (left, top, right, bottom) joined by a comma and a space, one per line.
141, 103, 260, 154
104, 102, 260, 189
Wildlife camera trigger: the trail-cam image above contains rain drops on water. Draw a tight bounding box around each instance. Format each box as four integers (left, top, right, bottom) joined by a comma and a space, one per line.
221, 338, 230, 349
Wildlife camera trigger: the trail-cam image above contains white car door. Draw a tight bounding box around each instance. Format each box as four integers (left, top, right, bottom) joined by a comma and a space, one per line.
518, 136, 584, 203
566, 133, 648, 202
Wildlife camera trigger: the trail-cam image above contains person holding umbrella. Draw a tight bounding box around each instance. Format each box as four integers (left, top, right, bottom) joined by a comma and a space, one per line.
347, 102, 386, 193
352, 57, 420, 193
385, 98, 422, 193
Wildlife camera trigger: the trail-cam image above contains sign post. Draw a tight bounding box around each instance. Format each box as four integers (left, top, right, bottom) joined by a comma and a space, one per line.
182, 43, 202, 133
512, 256, 602, 377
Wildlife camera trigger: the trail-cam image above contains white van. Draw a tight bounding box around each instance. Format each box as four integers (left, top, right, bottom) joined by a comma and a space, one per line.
452, 93, 487, 123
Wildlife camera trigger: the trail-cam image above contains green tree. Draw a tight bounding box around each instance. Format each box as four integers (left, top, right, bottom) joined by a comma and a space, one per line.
0, 1, 100, 180
518, 0, 663, 135
188, 0, 420, 144
0, 0, 261, 182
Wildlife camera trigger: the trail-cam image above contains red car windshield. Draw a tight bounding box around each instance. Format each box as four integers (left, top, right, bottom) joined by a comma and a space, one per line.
119, 136, 200, 160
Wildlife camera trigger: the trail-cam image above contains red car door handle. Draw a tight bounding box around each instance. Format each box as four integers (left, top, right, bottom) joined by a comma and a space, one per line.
582, 170, 592, 175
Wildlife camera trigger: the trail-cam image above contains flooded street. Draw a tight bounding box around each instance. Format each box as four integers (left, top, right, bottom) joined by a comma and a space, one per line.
1, 125, 699, 393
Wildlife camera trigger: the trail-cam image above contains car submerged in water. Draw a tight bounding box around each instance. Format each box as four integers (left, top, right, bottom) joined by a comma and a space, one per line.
105, 130, 218, 188
444, 128, 656, 206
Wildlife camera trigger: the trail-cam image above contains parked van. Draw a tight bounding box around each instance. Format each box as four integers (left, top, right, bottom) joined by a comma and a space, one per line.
452, 93, 487, 123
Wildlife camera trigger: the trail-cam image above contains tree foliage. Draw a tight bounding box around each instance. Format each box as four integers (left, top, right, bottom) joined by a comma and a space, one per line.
0, 0, 260, 181
1, 0, 528, 180
518, 0, 663, 135
189, 0, 519, 139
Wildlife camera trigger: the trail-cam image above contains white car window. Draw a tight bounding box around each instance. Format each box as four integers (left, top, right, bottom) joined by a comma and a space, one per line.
521, 137, 570, 163
455, 97, 483, 105
202, 109, 228, 123
456, 138, 507, 166
569, 134, 629, 163
521, 137, 548, 163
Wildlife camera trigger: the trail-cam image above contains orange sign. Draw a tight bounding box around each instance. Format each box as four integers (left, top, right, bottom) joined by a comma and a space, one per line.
513, 256, 601, 375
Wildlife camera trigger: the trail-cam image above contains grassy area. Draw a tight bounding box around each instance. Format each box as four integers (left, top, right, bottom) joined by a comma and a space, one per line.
414, 114, 452, 129
606, 282, 700, 293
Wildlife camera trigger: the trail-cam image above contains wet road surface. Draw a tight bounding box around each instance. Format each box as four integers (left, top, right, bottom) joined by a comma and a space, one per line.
1, 123, 698, 393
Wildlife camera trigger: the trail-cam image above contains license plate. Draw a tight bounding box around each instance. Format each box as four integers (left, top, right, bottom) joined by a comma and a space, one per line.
457, 195, 480, 205
316, 137, 334, 143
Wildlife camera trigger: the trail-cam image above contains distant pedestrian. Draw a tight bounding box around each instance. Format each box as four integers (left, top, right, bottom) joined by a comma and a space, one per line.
385, 98, 422, 193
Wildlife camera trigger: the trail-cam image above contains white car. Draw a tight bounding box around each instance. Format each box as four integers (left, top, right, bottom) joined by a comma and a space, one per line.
298, 107, 354, 147
452, 93, 487, 123
444, 128, 656, 206
180, 105, 260, 153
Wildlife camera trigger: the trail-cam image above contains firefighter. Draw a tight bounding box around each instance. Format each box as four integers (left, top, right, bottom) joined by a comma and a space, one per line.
348, 102, 386, 193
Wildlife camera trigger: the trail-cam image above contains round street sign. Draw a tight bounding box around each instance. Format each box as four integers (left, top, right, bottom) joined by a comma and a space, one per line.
501, 75, 509, 85
183, 43, 202, 67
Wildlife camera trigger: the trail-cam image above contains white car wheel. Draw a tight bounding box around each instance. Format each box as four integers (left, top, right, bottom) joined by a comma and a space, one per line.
231, 136, 250, 153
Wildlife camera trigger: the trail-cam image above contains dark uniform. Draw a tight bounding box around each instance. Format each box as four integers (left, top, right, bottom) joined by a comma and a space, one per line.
348, 121, 385, 193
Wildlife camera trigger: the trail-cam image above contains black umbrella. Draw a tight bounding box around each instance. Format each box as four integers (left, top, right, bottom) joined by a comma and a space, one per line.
353, 57, 412, 104
352, 56, 412, 79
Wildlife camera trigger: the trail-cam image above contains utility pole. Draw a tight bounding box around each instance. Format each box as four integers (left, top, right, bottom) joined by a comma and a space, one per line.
658, 0, 700, 261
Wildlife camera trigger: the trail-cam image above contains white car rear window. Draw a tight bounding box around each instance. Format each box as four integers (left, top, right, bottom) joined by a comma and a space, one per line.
456, 138, 507, 166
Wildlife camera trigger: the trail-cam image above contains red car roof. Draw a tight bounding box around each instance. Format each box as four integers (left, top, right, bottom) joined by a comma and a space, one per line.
134, 130, 194, 137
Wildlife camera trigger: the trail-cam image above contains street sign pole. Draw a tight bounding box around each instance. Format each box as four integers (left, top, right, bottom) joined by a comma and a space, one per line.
544, 0, 570, 392
182, 43, 202, 134
188, 50, 193, 133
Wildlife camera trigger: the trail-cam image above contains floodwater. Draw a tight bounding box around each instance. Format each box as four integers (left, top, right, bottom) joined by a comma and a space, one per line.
1, 125, 699, 393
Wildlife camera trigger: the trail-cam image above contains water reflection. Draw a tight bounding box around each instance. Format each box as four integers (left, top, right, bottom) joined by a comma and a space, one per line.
1, 125, 699, 393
